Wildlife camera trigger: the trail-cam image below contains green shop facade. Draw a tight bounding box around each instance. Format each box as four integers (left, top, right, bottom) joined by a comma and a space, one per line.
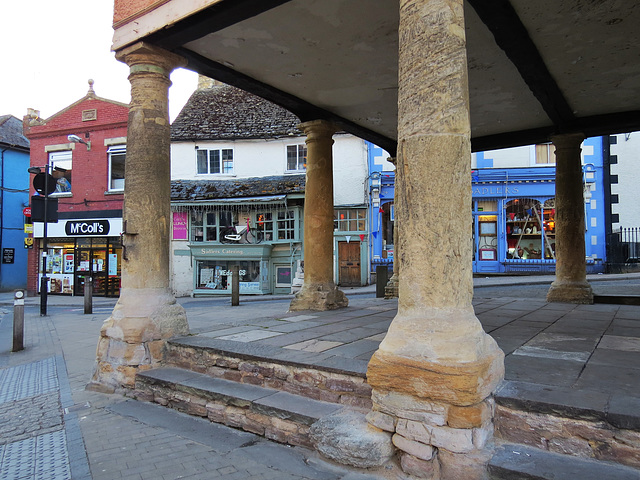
169, 177, 306, 296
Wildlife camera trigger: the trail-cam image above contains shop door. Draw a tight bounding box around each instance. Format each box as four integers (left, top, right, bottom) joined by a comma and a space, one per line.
338, 241, 361, 286
75, 248, 108, 296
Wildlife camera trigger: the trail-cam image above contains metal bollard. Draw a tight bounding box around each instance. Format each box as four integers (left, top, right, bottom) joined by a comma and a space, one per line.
376, 266, 389, 298
231, 265, 240, 306
13, 290, 25, 352
84, 276, 93, 314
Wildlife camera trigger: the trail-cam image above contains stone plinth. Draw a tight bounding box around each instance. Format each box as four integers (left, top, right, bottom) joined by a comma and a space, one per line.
364, 1, 505, 477
290, 120, 347, 311
89, 42, 189, 392
547, 133, 593, 304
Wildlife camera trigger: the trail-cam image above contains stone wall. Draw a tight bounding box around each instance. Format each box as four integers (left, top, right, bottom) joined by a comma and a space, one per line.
164, 342, 372, 409
496, 405, 640, 469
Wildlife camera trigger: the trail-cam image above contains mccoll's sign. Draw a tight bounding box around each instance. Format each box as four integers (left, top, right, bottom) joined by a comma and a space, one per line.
65, 220, 111, 236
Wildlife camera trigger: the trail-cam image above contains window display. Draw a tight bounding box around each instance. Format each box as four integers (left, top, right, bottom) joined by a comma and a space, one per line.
195, 260, 263, 293
505, 198, 555, 260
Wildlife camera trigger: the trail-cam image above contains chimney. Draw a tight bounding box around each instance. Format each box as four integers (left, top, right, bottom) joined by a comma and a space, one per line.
197, 75, 224, 90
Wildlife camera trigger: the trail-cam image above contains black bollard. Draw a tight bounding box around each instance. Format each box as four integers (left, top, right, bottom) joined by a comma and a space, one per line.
231, 265, 240, 306
376, 265, 389, 298
84, 276, 93, 314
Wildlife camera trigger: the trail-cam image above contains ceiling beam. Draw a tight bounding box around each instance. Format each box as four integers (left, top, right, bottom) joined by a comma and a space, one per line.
471, 110, 640, 152
176, 48, 398, 154
467, 0, 576, 127
147, 0, 294, 49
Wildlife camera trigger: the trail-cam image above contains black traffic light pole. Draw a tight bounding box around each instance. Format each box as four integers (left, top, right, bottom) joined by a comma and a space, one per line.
40, 169, 49, 317
29, 165, 57, 316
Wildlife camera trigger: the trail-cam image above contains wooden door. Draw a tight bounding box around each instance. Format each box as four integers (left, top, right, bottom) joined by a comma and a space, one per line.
338, 241, 361, 286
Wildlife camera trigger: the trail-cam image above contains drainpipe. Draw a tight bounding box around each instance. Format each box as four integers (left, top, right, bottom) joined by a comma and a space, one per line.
0, 147, 7, 285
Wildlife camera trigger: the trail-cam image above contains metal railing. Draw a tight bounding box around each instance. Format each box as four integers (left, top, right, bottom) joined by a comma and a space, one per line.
606, 227, 640, 272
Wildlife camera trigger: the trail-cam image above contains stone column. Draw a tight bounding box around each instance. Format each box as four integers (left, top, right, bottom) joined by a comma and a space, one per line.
385, 156, 399, 298
546, 133, 594, 304
88, 42, 189, 393
290, 120, 348, 311
366, 1, 504, 478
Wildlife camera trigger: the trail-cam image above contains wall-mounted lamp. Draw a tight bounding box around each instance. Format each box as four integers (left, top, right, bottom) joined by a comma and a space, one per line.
68, 134, 91, 151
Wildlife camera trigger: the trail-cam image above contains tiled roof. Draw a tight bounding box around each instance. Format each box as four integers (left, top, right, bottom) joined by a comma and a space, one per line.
171, 175, 305, 202
171, 84, 301, 141
0, 115, 30, 150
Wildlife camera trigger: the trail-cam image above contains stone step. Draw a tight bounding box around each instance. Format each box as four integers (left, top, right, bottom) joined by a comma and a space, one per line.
489, 443, 640, 480
135, 366, 344, 448
163, 336, 372, 409
494, 380, 640, 470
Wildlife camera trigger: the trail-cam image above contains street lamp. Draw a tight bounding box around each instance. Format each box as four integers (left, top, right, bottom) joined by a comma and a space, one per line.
67, 134, 91, 151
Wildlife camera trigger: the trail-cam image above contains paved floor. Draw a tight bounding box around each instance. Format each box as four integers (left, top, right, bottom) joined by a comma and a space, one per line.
0, 273, 638, 479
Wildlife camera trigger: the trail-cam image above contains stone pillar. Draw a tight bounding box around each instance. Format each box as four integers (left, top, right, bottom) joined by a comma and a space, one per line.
546, 134, 594, 304
290, 120, 348, 311
385, 156, 399, 299
366, 1, 504, 478
88, 42, 189, 393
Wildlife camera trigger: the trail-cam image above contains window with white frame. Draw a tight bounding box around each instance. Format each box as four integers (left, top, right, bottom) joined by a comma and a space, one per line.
197, 148, 234, 174
276, 210, 296, 239
108, 145, 126, 191
286, 144, 307, 171
535, 144, 556, 165
334, 209, 367, 232
49, 151, 72, 195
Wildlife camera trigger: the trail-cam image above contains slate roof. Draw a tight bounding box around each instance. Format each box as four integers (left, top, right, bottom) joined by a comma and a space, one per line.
171, 84, 301, 141
0, 115, 29, 150
171, 175, 305, 202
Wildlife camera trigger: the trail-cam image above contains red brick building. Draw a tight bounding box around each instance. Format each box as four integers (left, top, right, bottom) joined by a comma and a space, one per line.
23, 80, 128, 297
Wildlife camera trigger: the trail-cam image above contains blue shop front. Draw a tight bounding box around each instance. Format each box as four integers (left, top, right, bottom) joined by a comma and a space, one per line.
472, 164, 606, 274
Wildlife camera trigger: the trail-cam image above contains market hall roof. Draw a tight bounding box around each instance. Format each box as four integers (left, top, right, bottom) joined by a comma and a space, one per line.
115, 0, 640, 153
171, 83, 301, 141
171, 175, 305, 202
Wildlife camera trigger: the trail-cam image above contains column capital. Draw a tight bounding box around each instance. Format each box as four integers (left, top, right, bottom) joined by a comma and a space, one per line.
551, 132, 585, 150
115, 41, 187, 77
298, 120, 339, 141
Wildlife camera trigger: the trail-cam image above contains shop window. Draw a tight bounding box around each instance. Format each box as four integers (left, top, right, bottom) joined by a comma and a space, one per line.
506, 197, 556, 260
334, 208, 366, 232
196, 260, 262, 293
474, 200, 498, 261
256, 213, 274, 242
196, 148, 233, 174
49, 151, 72, 195
277, 210, 296, 239
535, 144, 556, 165
108, 145, 126, 191
190, 210, 222, 242
275, 265, 292, 287
286, 144, 307, 172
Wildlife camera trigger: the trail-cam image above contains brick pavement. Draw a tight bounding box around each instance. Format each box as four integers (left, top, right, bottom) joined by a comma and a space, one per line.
0, 302, 388, 480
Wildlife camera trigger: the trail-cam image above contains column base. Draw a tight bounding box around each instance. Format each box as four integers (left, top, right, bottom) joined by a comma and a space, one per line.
384, 273, 399, 299
546, 280, 594, 304
88, 288, 189, 393
289, 282, 348, 311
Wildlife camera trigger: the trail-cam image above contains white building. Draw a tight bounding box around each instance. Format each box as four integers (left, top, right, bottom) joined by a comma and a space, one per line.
169, 81, 370, 296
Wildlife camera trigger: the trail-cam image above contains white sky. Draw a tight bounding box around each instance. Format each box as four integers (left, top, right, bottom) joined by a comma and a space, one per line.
1, 0, 198, 123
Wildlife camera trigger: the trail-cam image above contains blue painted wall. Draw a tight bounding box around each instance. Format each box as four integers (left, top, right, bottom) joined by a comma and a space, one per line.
366, 142, 395, 278
368, 138, 608, 275
0, 148, 30, 290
